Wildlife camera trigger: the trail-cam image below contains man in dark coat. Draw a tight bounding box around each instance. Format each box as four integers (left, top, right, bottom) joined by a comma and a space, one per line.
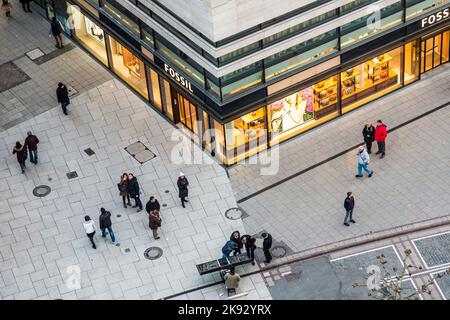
99, 208, 115, 243
241, 234, 256, 265
177, 172, 189, 208
24, 131, 39, 164
20, 0, 31, 12
344, 191, 355, 227
261, 233, 272, 264
127, 173, 142, 212
56, 82, 70, 115
362, 122, 375, 154
145, 196, 160, 214
12, 141, 27, 173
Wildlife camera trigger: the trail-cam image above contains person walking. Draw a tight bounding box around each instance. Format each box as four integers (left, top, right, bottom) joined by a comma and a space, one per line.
1, 0, 12, 18
83, 215, 96, 249
127, 173, 143, 212
362, 122, 376, 154
224, 267, 240, 296
344, 192, 355, 227
56, 82, 70, 115
12, 141, 27, 173
375, 120, 388, 159
261, 232, 273, 264
118, 173, 131, 208
149, 210, 161, 240
230, 231, 243, 255
241, 234, 256, 265
19, 0, 30, 12
99, 208, 115, 243
24, 131, 39, 164
145, 196, 160, 214
49, 17, 64, 48
355, 146, 373, 178
177, 172, 189, 208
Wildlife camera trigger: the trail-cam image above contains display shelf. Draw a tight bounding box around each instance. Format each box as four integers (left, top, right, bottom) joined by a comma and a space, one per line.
365, 54, 393, 69
341, 71, 360, 83
314, 80, 337, 92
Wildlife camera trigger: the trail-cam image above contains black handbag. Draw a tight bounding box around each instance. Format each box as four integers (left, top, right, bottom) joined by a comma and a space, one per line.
157, 218, 162, 227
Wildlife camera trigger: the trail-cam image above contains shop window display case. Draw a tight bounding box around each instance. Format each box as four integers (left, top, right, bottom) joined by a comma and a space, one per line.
313, 76, 338, 119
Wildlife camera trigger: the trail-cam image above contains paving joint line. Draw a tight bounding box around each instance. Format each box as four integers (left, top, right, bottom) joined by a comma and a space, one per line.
237, 100, 450, 203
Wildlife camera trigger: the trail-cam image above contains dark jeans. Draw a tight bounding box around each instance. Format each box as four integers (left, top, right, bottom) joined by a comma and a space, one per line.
344, 209, 353, 224
132, 195, 143, 209
122, 195, 131, 206
181, 196, 187, 208
61, 101, 69, 115
5, 10, 11, 17
87, 231, 96, 248
101, 227, 115, 243
377, 141, 386, 155
263, 248, 272, 263
365, 141, 373, 153
19, 162, 26, 172
29, 149, 37, 164
245, 245, 256, 262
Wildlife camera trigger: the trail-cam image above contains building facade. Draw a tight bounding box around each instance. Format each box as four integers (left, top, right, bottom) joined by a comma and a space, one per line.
35, 0, 450, 165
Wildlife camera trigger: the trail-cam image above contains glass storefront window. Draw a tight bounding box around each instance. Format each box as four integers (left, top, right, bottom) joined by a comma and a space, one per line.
141, 25, 154, 49
221, 71, 263, 100
109, 38, 149, 99
68, 4, 108, 66
213, 120, 226, 164
218, 41, 261, 65
267, 75, 339, 144
147, 67, 162, 111
404, 40, 420, 85
102, 0, 140, 37
341, 47, 402, 112
224, 108, 267, 164
340, 0, 378, 15
162, 80, 174, 121
265, 39, 339, 81
406, 0, 450, 20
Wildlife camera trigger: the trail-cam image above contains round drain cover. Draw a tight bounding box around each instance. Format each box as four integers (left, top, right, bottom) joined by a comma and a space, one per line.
271, 246, 287, 258
32, 185, 51, 197
144, 247, 163, 260
225, 208, 243, 220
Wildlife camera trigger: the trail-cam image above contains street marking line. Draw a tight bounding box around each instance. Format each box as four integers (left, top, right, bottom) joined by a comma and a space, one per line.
411, 230, 450, 270
411, 239, 429, 270
330, 244, 395, 262
430, 271, 447, 300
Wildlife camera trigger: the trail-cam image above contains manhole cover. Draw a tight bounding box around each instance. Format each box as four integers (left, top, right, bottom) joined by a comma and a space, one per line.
32, 185, 51, 197
26, 48, 45, 60
84, 148, 95, 156
66, 85, 78, 97
271, 246, 287, 258
66, 171, 78, 179
225, 208, 243, 220
144, 247, 163, 260
285, 272, 301, 282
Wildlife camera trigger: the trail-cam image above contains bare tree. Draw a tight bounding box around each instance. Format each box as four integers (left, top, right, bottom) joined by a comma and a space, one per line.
352, 249, 450, 300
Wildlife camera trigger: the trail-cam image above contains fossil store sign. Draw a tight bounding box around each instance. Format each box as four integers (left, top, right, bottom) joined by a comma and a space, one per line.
421, 7, 450, 28
164, 63, 194, 93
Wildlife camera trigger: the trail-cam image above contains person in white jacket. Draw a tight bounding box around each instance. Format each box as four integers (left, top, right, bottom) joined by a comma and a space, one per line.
83, 215, 97, 249
355, 146, 373, 178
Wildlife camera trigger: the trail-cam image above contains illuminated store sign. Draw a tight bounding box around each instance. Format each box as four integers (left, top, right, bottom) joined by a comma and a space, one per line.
164, 63, 194, 93
421, 7, 450, 28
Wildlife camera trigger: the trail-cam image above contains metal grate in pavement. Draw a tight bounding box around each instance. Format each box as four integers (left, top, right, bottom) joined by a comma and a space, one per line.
33, 43, 75, 65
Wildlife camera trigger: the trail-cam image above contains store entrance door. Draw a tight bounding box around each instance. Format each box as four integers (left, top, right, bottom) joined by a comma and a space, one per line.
421, 31, 450, 73
174, 92, 198, 135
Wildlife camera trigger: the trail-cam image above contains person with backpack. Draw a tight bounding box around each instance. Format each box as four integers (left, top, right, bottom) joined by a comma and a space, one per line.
148, 210, 161, 240
24, 131, 39, 164
118, 173, 131, 208
56, 82, 70, 115
375, 120, 388, 159
49, 17, 64, 48
99, 208, 115, 243
12, 141, 27, 173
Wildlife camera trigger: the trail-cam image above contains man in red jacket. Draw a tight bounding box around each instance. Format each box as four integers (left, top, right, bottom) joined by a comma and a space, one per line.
374, 120, 387, 159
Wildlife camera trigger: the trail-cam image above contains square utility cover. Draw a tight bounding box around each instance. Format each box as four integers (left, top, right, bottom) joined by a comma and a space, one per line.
25, 48, 45, 60
124, 141, 156, 164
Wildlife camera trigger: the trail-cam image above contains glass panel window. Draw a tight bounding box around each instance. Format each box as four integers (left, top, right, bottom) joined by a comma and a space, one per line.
341, 47, 403, 113
156, 39, 205, 87
404, 39, 420, 85
109, 38, 149, 98
340, 12, 403, 48
406, 0, 450, 20
163, 80, 174, 121
141, 25, 154, 49
265, 39, 338, 81
213, 120, 226, 164
267, 75, 339, 144
218, 42, 261, 65
68, 5, 108, 66
221, 71, 263, 100
225, 108, 267, 164
102, 0, 140, 37
442, 31, 450, 63
147, 68, 162, 111
263, 10, 337, 47
340, 0, 378, 15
